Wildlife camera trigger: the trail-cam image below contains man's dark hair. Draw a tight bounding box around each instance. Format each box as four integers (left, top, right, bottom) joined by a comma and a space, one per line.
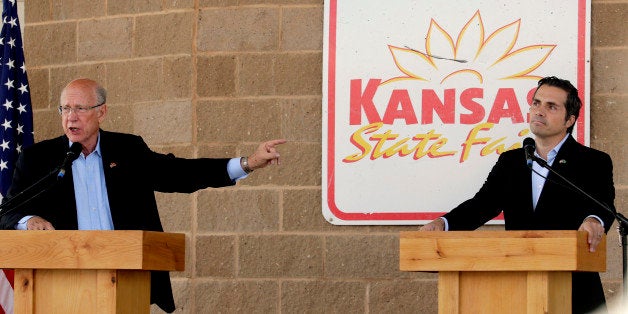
536, 76, 582, 134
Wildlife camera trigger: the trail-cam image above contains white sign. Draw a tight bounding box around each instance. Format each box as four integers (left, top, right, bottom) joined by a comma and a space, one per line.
322, 0, 590, 225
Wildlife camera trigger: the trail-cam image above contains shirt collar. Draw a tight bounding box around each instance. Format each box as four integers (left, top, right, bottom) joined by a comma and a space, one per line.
535, 133, 569, 165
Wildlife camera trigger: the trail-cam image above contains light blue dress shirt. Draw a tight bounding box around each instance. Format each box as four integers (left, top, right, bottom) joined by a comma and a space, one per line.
72, 137, 114, 230
531, 134, 568, 209
17, 133, 248, 230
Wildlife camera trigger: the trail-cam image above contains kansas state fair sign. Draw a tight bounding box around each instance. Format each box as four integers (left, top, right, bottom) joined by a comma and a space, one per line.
322, 0, 591, 225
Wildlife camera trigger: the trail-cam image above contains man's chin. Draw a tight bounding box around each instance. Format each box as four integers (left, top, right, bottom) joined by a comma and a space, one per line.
65, 134, 84, 144
529, 123, 550, 133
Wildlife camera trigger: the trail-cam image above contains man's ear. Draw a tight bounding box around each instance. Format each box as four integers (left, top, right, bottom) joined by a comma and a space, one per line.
97, 104, 108, 122
565, 115, 576, 128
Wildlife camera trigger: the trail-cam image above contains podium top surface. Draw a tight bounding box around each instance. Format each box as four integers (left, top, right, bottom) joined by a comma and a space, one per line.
0, 230, 185, 271
400, 230, 605, 272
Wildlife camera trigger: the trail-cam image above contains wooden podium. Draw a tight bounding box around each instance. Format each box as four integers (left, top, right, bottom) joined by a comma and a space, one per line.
400, 231, 605, 313
0, 230, 185, 314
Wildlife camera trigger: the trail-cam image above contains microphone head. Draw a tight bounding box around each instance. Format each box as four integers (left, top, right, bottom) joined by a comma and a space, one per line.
58, 142, 83, 180
69, 142, 82, 159
522, 137, 535, 168
523, 137, 535, 149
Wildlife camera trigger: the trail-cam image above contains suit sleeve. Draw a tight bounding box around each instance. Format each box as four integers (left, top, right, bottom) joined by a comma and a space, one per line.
0, 150, 44, 229
133, 136, 236, 193
0, 140, 78, 230
443, 153, 511, 230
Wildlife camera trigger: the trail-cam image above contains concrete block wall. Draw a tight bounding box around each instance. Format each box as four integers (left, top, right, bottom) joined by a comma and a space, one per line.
20, 0, 626, 313
590, 3, 628, 312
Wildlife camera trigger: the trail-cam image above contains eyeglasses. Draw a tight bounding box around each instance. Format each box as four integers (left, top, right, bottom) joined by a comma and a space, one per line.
58, 103, 104, 116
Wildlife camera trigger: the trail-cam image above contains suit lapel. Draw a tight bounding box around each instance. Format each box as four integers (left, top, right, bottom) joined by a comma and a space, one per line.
523, 163, 534, 212
99, 131, 119, 180
97, 131, 121, 225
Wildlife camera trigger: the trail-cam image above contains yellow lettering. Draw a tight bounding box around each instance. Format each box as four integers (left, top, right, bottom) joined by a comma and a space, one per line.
370, 130, 400, 159
428, 138, 456, 158
343, 123, 457, 162
342, 122, 383, 162
460, 122, 494, 162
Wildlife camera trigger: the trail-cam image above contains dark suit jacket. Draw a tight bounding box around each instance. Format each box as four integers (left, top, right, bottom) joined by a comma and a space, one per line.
443, 135, 616, 313
0, 131, 236, 313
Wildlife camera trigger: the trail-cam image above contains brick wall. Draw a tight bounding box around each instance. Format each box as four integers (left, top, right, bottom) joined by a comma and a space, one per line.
21, 0, 626, 313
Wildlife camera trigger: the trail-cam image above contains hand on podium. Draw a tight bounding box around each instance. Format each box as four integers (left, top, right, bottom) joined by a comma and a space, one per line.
26, 215, 55, 230
419, 218, 445, 231
578, 216, 605, 252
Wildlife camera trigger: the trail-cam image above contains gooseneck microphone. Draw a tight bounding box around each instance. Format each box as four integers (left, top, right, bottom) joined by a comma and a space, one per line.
523, 137, 536, 169
57, 142, 82, 179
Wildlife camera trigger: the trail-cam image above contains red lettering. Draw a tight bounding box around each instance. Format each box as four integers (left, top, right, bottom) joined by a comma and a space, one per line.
525, 87, 536, 123
487, 88, 524, 124
459, 88, 484, 124
421, 89, 455, 124
382, 89, 418, 124
348, 81, 532, 127
350, 79, 382, 125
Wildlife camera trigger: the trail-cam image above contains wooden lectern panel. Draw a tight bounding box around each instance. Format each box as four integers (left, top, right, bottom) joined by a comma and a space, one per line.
437, 271, 571, 314
14, 269, 151, 314
400, 231, 605, 314
0, 230, 185, 314
0, 230, 185, 271
400, 230, 605, 272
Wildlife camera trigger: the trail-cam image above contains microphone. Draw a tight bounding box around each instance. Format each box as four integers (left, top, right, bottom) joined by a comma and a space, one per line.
57, 142, 82, 179
523, 138, 536, 169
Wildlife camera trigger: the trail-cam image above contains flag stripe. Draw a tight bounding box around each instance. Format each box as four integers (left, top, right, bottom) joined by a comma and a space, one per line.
0, 270, 12, 314
0, 271, 11, 289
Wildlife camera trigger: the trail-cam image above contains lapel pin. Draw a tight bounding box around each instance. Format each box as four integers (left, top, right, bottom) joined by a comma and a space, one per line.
110, 162, 117, 168
558, 159, 567, 164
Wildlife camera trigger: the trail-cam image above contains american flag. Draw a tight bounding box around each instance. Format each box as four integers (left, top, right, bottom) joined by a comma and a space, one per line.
0, 0, 34, 313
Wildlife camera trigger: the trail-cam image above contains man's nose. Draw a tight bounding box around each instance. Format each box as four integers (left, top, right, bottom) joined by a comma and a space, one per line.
66, 110, 79, 120
531, 106, 545, 116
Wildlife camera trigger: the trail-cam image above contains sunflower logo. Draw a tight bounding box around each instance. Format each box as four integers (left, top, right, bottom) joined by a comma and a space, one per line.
383, 10, 556, 85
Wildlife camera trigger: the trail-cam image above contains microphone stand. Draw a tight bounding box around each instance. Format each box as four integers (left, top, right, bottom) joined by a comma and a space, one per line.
0, 166, 62, 220
532, 156, 628, 302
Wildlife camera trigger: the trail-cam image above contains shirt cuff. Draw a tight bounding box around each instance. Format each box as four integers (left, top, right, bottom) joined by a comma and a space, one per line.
227, 157, 249, 181
439, 217, 449, 231
586, 215, 605, 228
16, 215, 33, 230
